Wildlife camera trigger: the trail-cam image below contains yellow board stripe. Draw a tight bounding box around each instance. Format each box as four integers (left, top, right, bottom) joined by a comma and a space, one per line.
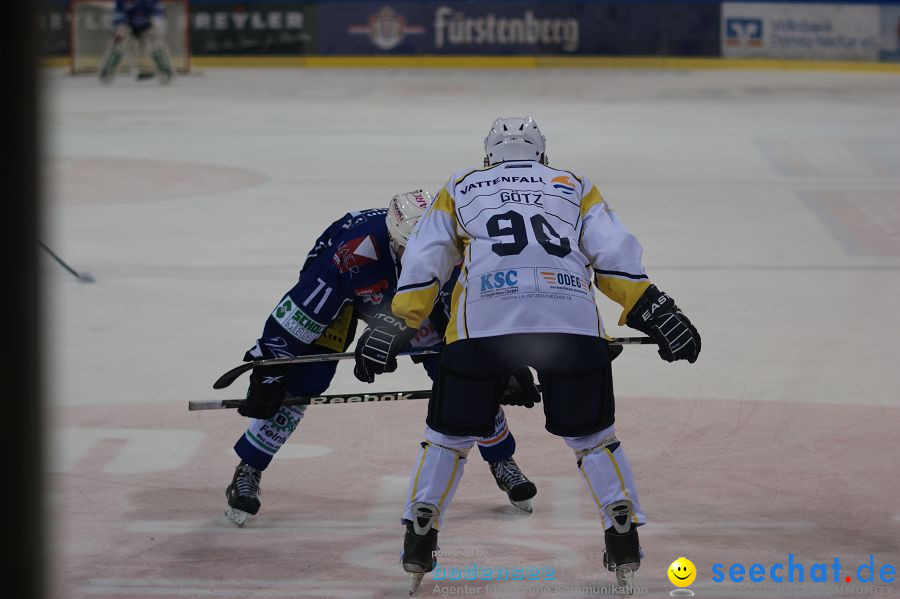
409, 444, 429, 503
603, 447, 639, 524
437, 453, 460, 512
44, 55, 900, 74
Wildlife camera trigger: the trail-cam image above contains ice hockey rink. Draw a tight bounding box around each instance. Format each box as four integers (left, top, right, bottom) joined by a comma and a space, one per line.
45, 67, 900, 598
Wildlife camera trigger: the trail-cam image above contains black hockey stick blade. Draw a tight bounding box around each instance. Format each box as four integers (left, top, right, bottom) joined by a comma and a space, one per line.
189, 389, 433, 411
211, 348, 440, 390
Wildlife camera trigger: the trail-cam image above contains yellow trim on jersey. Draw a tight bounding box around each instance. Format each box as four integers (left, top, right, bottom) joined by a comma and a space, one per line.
409, 444, 429, 503
445, 242, 471, 344
595, 275, 651, 325
580, 185, 606, 219
312, 303, 354, 352
431, 188, 457, 218
603, 447, 639, 524
392, 281, 440, 329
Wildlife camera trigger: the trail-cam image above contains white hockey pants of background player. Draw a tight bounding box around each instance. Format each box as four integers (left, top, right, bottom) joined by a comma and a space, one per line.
403, 424, 645, 529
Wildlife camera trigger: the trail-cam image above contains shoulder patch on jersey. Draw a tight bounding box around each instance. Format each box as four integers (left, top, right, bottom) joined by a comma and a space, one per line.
551, 175, 576, 195
354, 279, 389, 305
333, 234, 381, 273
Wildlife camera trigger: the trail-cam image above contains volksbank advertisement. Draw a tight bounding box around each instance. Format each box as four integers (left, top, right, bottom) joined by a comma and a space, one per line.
722, 3, 881, 60
316, 2, 720, 56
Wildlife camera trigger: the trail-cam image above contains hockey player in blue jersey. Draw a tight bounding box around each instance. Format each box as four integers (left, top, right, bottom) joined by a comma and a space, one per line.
99, 0, 174, 83
224, 190, 540, 526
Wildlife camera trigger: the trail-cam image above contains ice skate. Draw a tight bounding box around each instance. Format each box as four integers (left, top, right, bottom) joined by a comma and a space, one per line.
225, 460, 262, 526
489, 457, 537, 513
603, 501, 641, 597
401, 502, 439, 595
603, 550, 637, 596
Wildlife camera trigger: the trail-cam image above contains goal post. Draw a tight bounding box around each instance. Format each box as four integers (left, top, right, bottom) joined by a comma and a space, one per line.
69, 0, 191, 74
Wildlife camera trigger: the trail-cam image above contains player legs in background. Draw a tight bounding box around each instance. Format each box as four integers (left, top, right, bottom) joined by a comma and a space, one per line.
225, 350, 338, 526
98, 25, 129, 83
146, 16, 174, 82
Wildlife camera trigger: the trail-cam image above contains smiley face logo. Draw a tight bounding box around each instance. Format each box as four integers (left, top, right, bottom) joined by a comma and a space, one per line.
668, 557, 697, 587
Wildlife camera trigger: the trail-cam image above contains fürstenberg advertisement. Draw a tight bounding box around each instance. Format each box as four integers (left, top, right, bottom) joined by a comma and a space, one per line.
722, 3, 880, 60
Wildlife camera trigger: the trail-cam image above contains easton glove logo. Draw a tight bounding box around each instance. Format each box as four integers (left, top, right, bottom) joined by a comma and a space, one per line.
641, 294, 669, 322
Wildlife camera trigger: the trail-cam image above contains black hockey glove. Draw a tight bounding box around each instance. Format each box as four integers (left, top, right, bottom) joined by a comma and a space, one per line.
501, 368, 542, 408
239, 365, 289, 419
626, 285, 701, 364
353, 324, 417, 383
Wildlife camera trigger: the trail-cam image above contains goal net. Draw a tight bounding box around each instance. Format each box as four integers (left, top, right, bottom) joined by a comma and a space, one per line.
69, 0, 190, 74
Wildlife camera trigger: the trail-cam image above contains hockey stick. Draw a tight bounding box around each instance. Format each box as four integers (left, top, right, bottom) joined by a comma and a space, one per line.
38, 241, 94, 283
212, 348, 439, 390
211, 336, 654, 390
189, 389, 432, 411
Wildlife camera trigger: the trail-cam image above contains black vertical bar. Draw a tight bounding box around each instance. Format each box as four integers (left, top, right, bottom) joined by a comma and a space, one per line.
5, 0, 43, 597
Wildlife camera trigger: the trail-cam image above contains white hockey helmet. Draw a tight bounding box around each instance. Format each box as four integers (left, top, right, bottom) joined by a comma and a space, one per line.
484, 116, 547, 166
386, 189, 432, 256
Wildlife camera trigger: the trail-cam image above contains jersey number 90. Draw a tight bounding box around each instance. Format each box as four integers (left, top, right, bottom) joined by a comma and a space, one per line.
486, 211, 571, 258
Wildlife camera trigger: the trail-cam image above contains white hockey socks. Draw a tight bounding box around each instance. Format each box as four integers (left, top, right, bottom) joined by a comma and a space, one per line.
403, 427, 474, 529
566, 426, 647, 530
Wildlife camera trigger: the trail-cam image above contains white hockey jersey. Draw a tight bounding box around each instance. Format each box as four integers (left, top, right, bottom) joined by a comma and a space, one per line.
392, 160, 652, 343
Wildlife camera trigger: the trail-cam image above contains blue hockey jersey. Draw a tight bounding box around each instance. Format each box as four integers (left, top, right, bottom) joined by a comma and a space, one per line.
113, 0, 165, 30
253, 208, 454, 362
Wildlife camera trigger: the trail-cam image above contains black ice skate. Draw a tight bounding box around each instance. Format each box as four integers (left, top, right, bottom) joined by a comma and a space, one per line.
225, 460, 262, 527
489, 457, 537, 513
601, 500, 642, 596
402, 502, 439, 595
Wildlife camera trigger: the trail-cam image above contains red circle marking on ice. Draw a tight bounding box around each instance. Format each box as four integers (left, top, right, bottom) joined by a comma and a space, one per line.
846, 577, 852, 583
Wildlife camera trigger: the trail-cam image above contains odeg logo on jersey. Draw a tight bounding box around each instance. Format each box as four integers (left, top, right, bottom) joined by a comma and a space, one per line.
540, 270, 588, 291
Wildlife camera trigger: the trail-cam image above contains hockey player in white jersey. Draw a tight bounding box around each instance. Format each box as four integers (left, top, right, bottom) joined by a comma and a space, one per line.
354, 117, 701, 595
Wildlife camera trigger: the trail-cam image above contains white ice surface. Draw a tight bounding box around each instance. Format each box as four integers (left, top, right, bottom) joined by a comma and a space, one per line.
44, 66, 900, 599
45, 67, 900, 410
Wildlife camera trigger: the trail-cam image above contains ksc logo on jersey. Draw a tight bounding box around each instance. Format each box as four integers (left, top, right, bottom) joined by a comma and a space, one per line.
551, 176, 576, 195
725, 17, 763, 47
480, 269, 518, 293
